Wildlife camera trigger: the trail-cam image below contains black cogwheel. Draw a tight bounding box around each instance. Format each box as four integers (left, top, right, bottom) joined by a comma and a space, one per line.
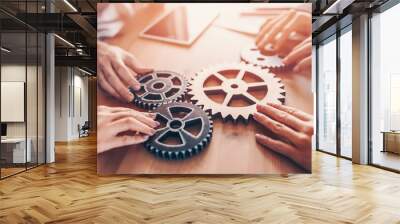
145, 102, 213, 160
131, 71, 188, 109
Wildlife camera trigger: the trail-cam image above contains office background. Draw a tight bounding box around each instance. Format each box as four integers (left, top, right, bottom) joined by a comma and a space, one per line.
0, 0, 96, 179
0, 1, 46, 178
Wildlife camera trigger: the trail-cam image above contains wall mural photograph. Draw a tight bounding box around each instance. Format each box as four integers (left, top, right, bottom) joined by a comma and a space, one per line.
96, 3, 313, 174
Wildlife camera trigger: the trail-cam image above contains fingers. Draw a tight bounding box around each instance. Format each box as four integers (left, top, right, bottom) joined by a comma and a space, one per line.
294, 56, 311, 73
259, 16, 274, 32
109, 107, 156, 117
255, 133, 296, 158
259, 10, 296, 55
111, 59, 141, 90
125, 54, 153, 75
101, 107, 157, 119
256, 15, 284, 50
97, 106, 158, 151
112, 109, 157, 120
98, 68, 122, 100
256, 134, 310, 171
253, 112, 304, 146
98, 41, 152, 101
99, 106, 157, 121
294, 12, 312, 36
256, 16, 280, 46
256, 10, 311, 59
282, 38, 311, 65
109, 111, 159, 128
272, 16, 298, 53
100, 106, 159, 128
102, 106, 134, 113
101, 62, 134, 102
292, 36, 311, 52
256, 104, 307, 132
109, 134, 150, 150
267, 102, 313, 122
273, 38, 303, 58
144, 112, 157, 119
273, 12, 310, 53
111, 116, 156, 136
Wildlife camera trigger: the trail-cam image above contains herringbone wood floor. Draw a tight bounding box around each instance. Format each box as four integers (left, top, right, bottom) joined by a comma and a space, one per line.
1, 135, 400, 224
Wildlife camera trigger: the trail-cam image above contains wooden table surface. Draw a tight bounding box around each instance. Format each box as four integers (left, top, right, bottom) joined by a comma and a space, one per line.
97, 4, 313, 174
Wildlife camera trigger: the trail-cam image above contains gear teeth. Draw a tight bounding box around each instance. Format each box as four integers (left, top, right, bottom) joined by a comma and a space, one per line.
193, 147, 199, 155
161, 151, 166, 158
241, 45, 285, 69
188, 148, 193, 156
232, 113, 240, 121
181, 151, 186, 159
241, 116, 249, 124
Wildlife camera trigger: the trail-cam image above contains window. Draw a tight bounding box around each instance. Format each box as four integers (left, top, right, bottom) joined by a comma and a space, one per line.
370, 3, 400, 171
317, 35, 337, 154
339, 27, 352, 158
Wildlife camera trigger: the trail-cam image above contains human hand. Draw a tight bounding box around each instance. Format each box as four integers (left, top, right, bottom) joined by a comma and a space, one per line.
255, 9, 311, 56
253, 103, 313, 171
97, 106, 159, 153
97, 41, 153, 102
283, 37, 312, 73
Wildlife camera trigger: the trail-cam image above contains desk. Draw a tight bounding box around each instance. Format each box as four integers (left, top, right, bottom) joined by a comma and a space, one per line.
382, 131, 400, 154
97, 5, 313, 174
1, 138, 31, 164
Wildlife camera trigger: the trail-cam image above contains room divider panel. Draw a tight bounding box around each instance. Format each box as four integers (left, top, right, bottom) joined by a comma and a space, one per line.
0, 0, 47, 179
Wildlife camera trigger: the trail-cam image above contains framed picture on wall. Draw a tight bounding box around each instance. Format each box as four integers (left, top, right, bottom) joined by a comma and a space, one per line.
1, 81, 25, 122
96, 3, 313, 175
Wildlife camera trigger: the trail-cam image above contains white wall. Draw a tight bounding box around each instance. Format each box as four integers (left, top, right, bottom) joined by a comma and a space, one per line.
72, 73, 89, 138
1, 65, 34, 138
54, 67, 89, 141
1, 64, 46, 164
55, 66, 70, 141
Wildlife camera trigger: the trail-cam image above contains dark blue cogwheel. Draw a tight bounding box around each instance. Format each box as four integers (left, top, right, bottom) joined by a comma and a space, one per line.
145, 102, 213, 160
131, 71, 188, 109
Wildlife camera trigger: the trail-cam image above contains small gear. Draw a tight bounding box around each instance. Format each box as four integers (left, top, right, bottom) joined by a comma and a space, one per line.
189, 62, 285, 121
145, 102, 213, 160
241, 45, 285, 69
132, 71, 188, 109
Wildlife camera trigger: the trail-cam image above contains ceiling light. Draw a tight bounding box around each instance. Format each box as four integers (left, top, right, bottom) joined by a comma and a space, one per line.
323, 0, 354, 15
54, 34, 75, 48
63, 0, 78, 12
1, 47, 11, 53
76, 48, 85, 55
